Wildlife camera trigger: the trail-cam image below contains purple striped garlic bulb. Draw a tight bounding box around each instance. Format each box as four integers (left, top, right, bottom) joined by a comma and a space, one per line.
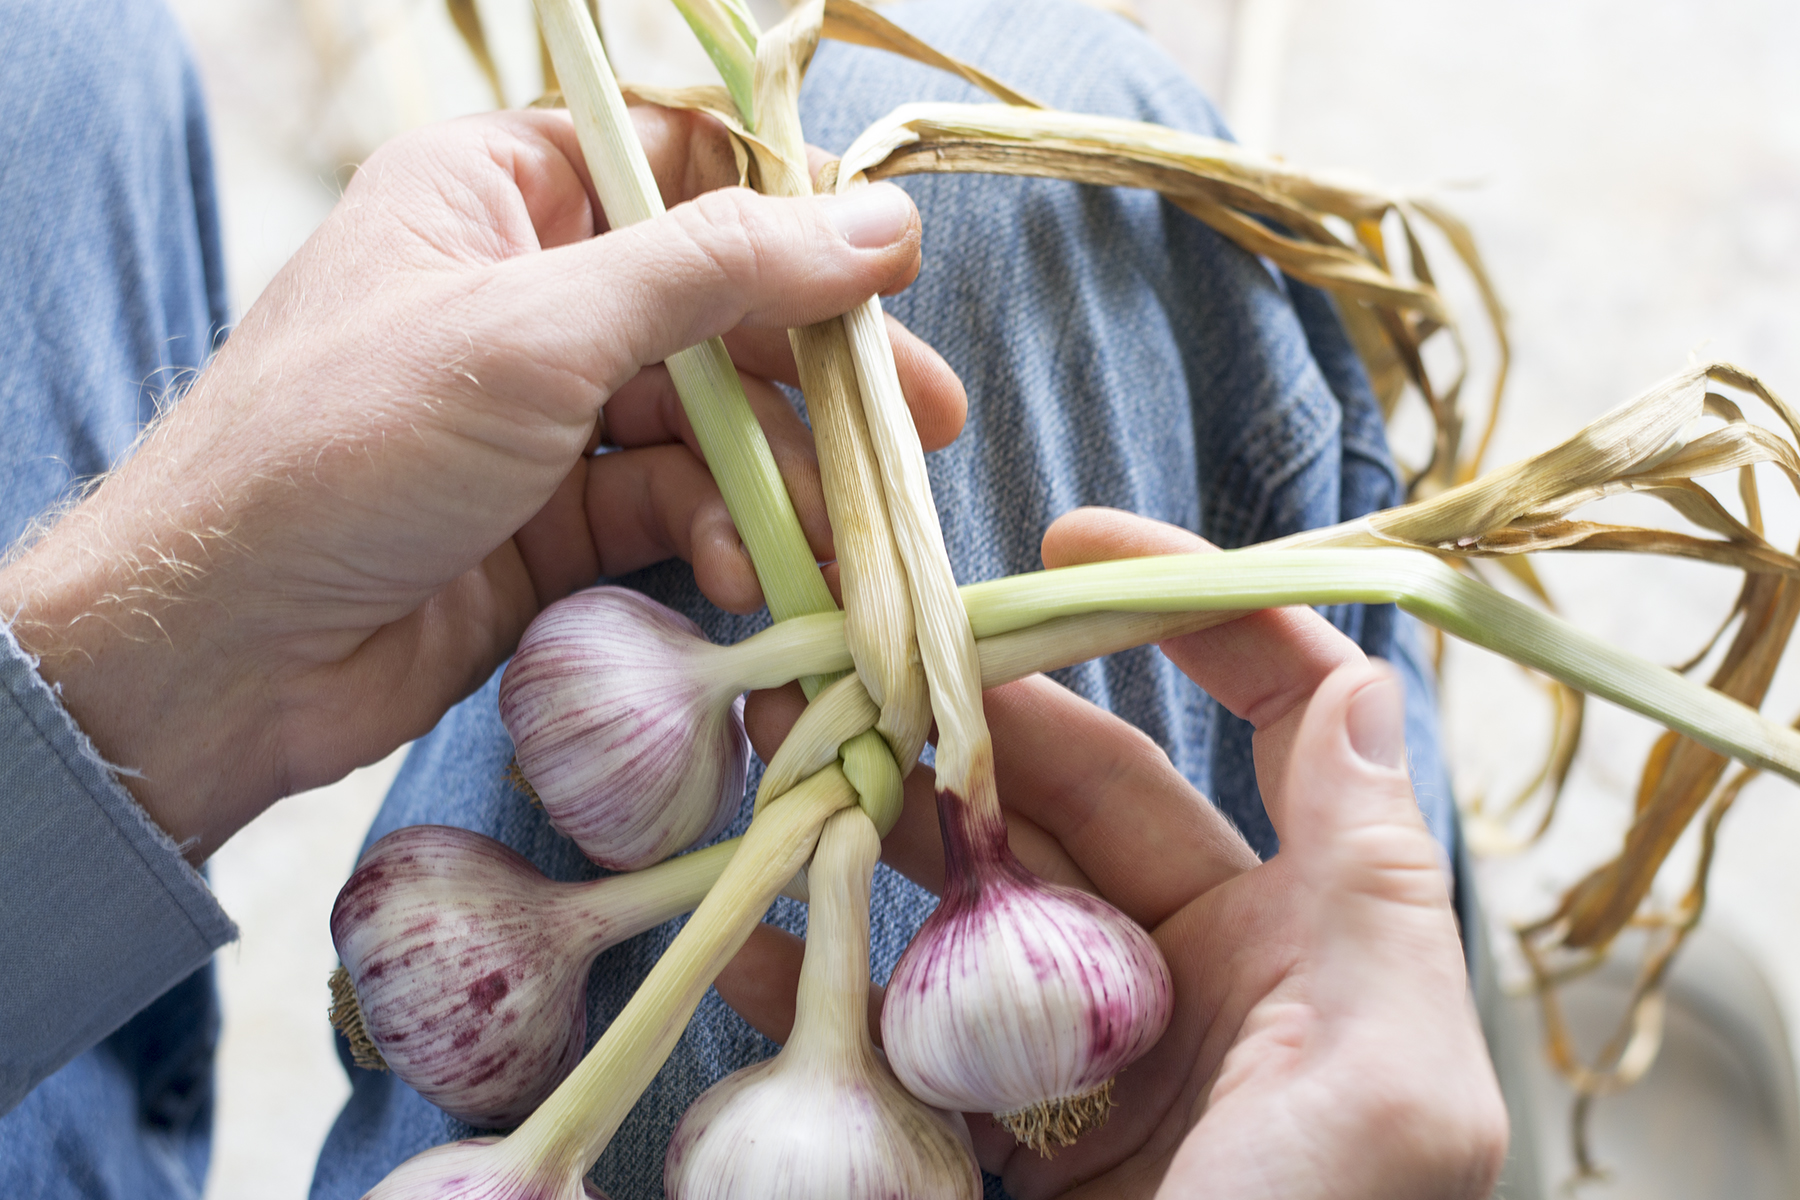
499, 588, 749, 871
881, 777, 1173, 1153
330, 824, 728, 1127
359, 1138, 606, 1200
665, 810, 980, 1200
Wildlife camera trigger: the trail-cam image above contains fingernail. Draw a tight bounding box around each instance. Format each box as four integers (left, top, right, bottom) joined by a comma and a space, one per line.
819, 184, 914, 249
1346, 671, 1407, 770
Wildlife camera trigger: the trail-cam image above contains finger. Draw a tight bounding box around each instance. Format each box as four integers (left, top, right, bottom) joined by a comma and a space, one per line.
474, 112, 600, 250
1282, 662, 1463, 998
722, 313, 968, 450
333, 112, 600, 264
598, 363, 694, 450
474, 106, 740, 243
484, 183, 924, 403
582, 443, 762, 612
1041, 507, 1365, 826
1272, 661, 1506, 1187
603, 367, 834, 564
628, 103, 742, 210
983, 675, 1259, 926
511, 456, 600, 606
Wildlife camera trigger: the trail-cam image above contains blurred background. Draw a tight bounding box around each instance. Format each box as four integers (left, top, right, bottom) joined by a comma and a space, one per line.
161, 0, 1800, 1195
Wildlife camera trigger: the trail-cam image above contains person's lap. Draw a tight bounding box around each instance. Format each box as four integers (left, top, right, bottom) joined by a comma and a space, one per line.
0, 0, 1454, 1197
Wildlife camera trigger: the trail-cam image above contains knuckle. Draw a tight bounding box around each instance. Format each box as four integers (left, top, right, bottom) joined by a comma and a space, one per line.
673, 189, 769, 290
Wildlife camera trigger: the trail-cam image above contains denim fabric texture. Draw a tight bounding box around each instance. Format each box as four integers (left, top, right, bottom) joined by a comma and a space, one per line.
0, 0, 1456, 1196
0, 0, 233, 1193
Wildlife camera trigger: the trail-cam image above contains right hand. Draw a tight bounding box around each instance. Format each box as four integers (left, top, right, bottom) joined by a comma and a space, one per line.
730, 508, 1507, 1200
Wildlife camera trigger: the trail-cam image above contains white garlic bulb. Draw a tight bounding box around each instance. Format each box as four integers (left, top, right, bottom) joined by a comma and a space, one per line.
882, 779, 1173, 1153
665, 810, 981, 1200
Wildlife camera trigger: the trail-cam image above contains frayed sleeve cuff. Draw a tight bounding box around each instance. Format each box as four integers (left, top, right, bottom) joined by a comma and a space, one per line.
0, 623, 236, 1115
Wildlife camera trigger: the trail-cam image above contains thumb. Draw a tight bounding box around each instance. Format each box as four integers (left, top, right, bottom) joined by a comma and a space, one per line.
1280, 662, 1465, 1019
489, 182, 922, 398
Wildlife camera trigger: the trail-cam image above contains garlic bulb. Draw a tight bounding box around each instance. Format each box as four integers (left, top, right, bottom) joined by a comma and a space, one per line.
331, 824, 731, 1126
499, 588, 752, 871
359, 1137, 606, 1200
882, 776, 1173, 1153
665, 810, 980, 1200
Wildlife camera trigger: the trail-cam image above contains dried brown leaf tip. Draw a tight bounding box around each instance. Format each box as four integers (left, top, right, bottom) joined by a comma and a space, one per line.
1398, 364, 1800, 1178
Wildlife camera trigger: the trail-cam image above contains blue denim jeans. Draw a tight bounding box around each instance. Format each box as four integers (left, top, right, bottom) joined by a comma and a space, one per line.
0, 0, 1454, 1196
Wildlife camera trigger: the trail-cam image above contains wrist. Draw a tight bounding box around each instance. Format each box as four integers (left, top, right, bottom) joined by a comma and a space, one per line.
0, 494, 279, 861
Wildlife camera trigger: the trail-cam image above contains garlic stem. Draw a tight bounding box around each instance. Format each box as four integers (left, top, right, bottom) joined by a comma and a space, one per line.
970, 609, 1226, 684
785, 807, 879, 1073
791, 316, 935, 773
669, 0, 760, 128
662, 805, 981, 1199
954, 548, 1800, 783
695, 549, 1800, 784
536, 0, 836, 636
497, 766, 857, 1178
842, 294, 993, 800
707, 611, 855, 688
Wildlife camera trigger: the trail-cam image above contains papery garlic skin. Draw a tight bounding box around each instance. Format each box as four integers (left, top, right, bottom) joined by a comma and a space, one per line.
664, 1054, 979, 1200
332, 827, 601, 1127
333, 823, 734, 1128
666, 809, 980, 1200
359, 1138, 606, 1200
881, 786, 1172, 1148
500, 588, 748, 871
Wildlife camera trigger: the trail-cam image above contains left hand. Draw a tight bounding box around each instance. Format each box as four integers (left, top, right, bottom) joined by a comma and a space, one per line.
726, 507, 1507, 1200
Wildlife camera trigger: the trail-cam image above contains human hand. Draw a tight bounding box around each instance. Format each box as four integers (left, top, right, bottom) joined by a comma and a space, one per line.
727, 508, 1506, 1199
0, 106, 963, 860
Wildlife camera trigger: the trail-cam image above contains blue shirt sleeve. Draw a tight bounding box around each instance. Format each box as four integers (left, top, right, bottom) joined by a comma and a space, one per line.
0, 624, 235, 1115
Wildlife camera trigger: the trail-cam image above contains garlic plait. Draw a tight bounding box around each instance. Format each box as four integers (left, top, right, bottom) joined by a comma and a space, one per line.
664, 808, 981, 1200
881, 772, 1173, 1154
330, 824, 733, 1127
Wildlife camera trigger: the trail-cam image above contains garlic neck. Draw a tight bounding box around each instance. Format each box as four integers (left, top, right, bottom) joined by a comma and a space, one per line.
569, 837, 740, 954
707, 611, 855, 692
782, 808, 882, 1078
935, 766, 1019, 906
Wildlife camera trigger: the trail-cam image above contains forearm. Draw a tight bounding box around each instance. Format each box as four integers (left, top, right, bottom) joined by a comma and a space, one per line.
0, 462, 283, 862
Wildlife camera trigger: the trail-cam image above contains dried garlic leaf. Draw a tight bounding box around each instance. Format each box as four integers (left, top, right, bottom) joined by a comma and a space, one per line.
446, 0, 506, 109
820, 0, 1041, 107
